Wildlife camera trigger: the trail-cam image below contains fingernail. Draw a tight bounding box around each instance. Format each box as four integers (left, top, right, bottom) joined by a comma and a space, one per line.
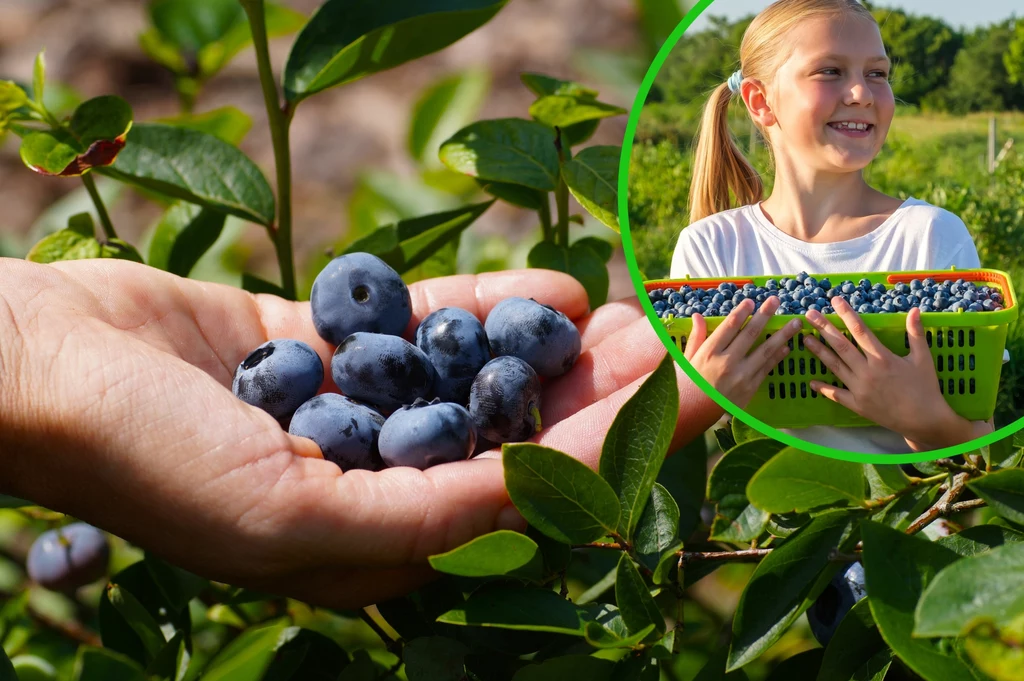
496, 504, 527, 533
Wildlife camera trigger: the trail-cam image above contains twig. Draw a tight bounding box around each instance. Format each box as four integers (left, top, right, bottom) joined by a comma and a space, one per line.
579, 541, 625, 550
906, 472, 971, 535
677, 548, 772, 565
862, 472, 947, 509
932, 458, 979, 475
359, 608, 401, 655
0, 587, 101, 647
948, 498, 987, 514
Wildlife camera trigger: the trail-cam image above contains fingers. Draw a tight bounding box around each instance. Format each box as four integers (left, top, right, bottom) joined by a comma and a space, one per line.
830, 297, 886, 358
684, 313, 708, 361
702, 299, 756, 355
803, 335, 854, 385
577, 298, 646, 352
905, 307, 931, 360
808, 381, 857, 411
804, 305, 866, 374
729, 296, 785, 357
747, 318, 801, 376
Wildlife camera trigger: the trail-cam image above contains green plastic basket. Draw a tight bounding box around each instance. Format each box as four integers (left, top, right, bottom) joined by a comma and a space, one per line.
645, 268, 1019, 428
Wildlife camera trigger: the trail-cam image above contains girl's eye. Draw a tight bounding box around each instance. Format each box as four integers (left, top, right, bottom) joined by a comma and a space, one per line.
819, 68, 840, 75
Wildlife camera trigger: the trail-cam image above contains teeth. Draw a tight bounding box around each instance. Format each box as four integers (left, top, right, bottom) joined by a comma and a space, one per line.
831, 122, 870, 131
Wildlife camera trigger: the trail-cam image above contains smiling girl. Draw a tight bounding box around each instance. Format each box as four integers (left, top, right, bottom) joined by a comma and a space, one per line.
670, 0, 993, 454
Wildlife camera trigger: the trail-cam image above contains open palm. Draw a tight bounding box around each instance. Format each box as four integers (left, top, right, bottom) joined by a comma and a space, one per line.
0, 257, 720, 608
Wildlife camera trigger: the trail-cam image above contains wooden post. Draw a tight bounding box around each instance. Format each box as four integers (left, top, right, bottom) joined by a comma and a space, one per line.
988, 115, 997, 173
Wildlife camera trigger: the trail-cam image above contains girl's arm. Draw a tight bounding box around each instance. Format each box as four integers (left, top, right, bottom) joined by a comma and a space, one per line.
904, 418, 994, 453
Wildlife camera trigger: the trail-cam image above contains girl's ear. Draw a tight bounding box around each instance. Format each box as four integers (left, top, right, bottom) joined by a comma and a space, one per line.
744, 81, 776, 127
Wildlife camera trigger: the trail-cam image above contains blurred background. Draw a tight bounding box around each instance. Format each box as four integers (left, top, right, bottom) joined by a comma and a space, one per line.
628, 0, 1024, 425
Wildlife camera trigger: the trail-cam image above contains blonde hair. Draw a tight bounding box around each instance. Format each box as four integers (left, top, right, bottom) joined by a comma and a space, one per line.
688, 0, 878, 223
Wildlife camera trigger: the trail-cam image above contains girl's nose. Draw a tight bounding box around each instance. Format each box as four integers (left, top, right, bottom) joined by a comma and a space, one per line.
844, 76, 874, 107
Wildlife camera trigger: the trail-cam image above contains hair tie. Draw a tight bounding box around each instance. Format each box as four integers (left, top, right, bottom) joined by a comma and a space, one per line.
727, 70, 744, 95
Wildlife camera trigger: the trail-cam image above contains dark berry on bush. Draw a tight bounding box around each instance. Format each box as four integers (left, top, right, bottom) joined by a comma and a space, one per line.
26, 523, 109, 592
484, 297, 581, 378
469, 356, 542, 443
310, 253, 412, 345
232, 339, 324, 422
331, 332, 436, 413
807, 562, 867, 646
289, 394, 385, 471
378, 398, 477, 469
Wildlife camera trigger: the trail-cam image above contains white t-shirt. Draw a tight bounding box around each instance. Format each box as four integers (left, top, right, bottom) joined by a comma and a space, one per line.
670, 197, 981, 454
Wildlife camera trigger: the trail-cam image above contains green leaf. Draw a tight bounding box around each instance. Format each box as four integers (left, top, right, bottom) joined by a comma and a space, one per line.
26, 225, 101, 263
337, 650, 376, 681
816, 599, 886, 681
72, 95, 133, 147
599, 352, 679, 538
569, 239, 609, 309
873, 483, 940, 531
693, 646, 750, 681
962, 615, 1024, 681
860, 521, 976, 681
20, 129, 84, 176
74, 648, 146, 681
157, 107, 253, 146
32, 51, 45, 108
0, 495, 31, 509
19, 96, 133, 176
530, 95, 625, 129
560, 119, 602, 147
106, 584, 168, 659
652, 541, 684, 586
527, 240, 568, 274
520, 73, 598, 99
144, 632, 190, 681
0, 647, 14, 681
968, 469, 1024, 526
763, 650, 825, 681
727, 511, 860, 671
615, 554, 665, 638
100, 239, 144, 263
440, 119, 560, 191
938, 524, 1024, 558
707, 439, 786, 542
284, 0, 507, 102
635, 483, 680, 571
864, 464, 911, 498
100, 123, 275, 226
147, 201, 227, 276
409, 69, 490, 166
143, 553, 208, 613
428, 530, 543, 580
562, 145, 620, 231
476, 180, 546, 210
404, 636, 468, 681
914, 542, 1024, 637
343, 201, 493, 274
526, 524, 571, 576
730, 418, 761, 445
512, 655, 614, 681
201, 619, 290, 681
150, 0, 243, 53
715, 427, 737, 453
197, 3, 308, 78
241, 273, 290, 299
262, 628, 350, 681
0, 80, 29, 115
573, 236, 614, 263
584, 621, 656, 649
746, 447, 865, 513
503, 443, 621, 544
436, 585, 591, 636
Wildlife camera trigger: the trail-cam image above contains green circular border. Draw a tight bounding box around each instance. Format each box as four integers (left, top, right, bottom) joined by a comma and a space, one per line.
617, 0, 1024, 464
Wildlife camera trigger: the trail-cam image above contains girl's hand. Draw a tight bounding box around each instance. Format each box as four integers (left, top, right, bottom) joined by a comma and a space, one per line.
803, 297, 987, 450
684, 297, 803, 409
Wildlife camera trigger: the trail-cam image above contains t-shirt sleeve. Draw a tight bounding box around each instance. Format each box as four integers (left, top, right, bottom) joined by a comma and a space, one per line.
670, 226, 718, 279
938, 213, 981, 270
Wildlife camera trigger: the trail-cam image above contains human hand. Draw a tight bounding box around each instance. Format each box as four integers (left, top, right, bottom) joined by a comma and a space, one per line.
683, 296, 803, 409
0, 258, 720, 608
803, 297, 985, 450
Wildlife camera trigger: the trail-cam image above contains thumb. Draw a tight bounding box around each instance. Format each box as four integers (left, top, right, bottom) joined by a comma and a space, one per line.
685, 313, 708, 361
905, 307, 931, 361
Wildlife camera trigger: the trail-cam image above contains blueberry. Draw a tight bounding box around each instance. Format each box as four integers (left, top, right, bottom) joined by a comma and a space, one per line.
311, 253, 412, 345
807, 562, 867, 646
968, 303, 983, 312
232, 339, 324, 422
858, 278, 871, 289
786, 280, 800, 292
331, 332, 436, 413
379, 398, 477, 469
910, 279, 922, 291
983, 299, 997, 311
469, 356, 542, 443
26, 523, 109, 592
733, 293, 747, 304
857, 304, 872, 314
841, 282, 855, 295
800, 295, 815, 308
819, 278, 831, 290
796, 272, 808, 283
924, 278, 936, 287
850, 293, 865, 307
648, 290, 661, 301
415, 307, 490, 404
766, 279, 779, 290
289, 394, 385, 471
484, 297, 581, 378
872, 283, 886, 293
806, 276, 818, 289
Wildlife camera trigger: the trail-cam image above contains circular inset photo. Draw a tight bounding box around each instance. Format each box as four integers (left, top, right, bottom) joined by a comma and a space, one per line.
621, 0, 1024, 460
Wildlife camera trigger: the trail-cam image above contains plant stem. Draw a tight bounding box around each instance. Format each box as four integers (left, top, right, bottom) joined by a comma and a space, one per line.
553, 127, 569, 247
359, 607, 401, 654
862, 472, 948, 510
677, 548, 772, 566
81, 172, 116, 239
539, 198, 553, 242
241, 0, 297, 300
906, 471, 972, 535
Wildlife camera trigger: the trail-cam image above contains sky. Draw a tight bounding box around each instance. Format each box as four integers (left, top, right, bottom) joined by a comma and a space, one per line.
686, 0, 1021, 32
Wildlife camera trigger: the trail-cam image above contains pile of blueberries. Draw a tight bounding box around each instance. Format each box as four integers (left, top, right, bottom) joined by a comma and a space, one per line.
650, 272, 1006, 320
231, 253, 581, 472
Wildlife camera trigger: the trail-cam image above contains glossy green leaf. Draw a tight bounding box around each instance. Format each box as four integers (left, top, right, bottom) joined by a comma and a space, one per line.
599, 352, 678, 538
727, 511, 860, 671
440, 118, 560, 191
652, 541, 684, 586
144, 632, 189, 681
32, 51, 45, 107
660, 436, 708, 542
861, 521, 976, 681
0, 80, 29, 115
715, 427, 737, 453
816, 599, 886, 681
148, 201, 226, 276
100, 239, 144, 263
730, 418, 761, 445
241, 273, 291, 299
143, 553, 208, 613
71, 95, 133, 147
615, 553, 665, 638
201, 619, 290, 681
874, 483, 941, 531
530, 95, 625, 129
0, 647, 13, 681
963, 615, 1024, 681
106, 584, 168, 659
573, 236, 614, 263
100, 123, 275, 225
764, 650, 825, 681
635, 483, 680, 570
139, 29, 188, 73
693, 646, 750, 681
503, 443, 621, 544
937, 524, 1024, 557
520, 73, 598, 99
526, 524, 571, 576
436, 585, 590, 636
284, 0, 507, 101
512, 655, 614, 681
968, 469, 1024, 525
26, 222, 100, 263
150, 0, 243, 53
262, 627, 350, 681
746, 447, 865, 513
404, 636, 467, 681
197, 3, 307, 78
915, 542, 1024, 637
20, 129, 83, 175
562, 145, 619, 231
409, 69, 490, 165
337, 650, 376, 681
707, 439, 786, 542
428, 530, 542, 580
569, 239, 610, 309
864, 464, 911, 498
343, 200, 492, 274
74, 648, 145, 681
584, 621, 656, 649
476, 180, 546, 210
527, 243, 568, 277
157, 106, 252, 146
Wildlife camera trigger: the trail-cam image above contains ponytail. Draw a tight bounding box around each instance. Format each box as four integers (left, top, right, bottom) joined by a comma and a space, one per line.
688, 81, 764, 224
